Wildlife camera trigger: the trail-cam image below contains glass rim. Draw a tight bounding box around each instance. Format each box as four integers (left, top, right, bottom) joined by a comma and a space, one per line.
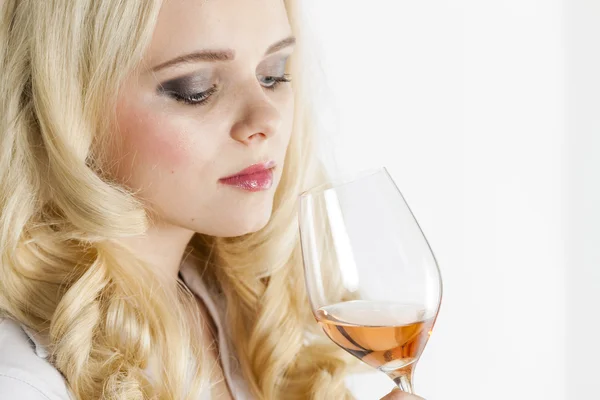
299, 166, 391, 199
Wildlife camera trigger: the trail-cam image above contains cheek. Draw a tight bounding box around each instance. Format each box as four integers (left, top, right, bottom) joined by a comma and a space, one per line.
114, 105, 193, 177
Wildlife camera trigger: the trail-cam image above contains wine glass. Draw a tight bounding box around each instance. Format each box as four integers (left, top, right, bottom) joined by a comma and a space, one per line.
298, 167, 442, 393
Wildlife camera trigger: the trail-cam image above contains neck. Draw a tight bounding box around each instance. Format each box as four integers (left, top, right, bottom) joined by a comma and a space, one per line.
118, 221, 196, 279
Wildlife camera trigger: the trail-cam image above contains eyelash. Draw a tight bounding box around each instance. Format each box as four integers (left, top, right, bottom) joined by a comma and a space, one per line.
170, 74, 292, 106
170, 85, 218, 106
262, 74, 292, 92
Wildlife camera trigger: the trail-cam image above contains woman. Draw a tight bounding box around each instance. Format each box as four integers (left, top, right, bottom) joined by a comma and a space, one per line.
0, 0, 425, 399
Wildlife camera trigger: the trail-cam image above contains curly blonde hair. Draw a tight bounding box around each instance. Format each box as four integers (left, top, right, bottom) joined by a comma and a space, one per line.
0, 0, 355, 399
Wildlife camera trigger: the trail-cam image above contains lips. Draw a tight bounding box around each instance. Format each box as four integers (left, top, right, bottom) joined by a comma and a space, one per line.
219, 161, 276, 192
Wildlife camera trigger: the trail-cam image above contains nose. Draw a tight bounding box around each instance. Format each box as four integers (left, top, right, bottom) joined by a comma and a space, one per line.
229, 89, 281, 145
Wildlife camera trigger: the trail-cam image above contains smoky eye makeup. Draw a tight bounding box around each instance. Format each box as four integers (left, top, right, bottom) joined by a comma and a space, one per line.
156, 73, 213, 98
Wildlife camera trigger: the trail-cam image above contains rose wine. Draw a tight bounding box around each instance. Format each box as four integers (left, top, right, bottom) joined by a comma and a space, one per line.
315, 300, 435, 373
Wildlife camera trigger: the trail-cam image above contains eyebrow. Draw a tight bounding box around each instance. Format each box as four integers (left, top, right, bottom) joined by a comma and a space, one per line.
150, 35, 296, 73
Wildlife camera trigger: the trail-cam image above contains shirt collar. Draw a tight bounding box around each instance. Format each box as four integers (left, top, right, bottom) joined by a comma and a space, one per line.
20, 323, 50, 358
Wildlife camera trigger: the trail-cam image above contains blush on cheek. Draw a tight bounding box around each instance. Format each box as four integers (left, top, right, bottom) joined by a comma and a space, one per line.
117, 108, 192, 172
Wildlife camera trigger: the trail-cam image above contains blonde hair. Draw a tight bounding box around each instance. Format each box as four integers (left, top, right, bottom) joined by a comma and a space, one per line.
0, 0, 355, 399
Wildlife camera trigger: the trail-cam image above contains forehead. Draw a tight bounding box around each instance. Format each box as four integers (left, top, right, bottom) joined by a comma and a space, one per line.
146, 0, 292, 66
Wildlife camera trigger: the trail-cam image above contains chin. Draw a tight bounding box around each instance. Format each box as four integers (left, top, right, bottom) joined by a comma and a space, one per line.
229, 217, 270, 237
197, 202, 274, 238
220, 213, 271, 237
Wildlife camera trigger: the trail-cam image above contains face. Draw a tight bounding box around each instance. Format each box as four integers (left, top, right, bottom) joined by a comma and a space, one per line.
111, 0, 295, 237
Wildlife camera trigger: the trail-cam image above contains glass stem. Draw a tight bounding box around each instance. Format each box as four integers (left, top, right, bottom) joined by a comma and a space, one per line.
387, 363, 415, 394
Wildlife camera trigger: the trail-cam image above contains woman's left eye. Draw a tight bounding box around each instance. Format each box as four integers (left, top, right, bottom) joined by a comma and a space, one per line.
259, 74, 292, 91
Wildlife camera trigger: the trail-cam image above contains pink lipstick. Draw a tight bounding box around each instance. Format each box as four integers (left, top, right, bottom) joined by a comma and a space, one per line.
219, 161, 275, 192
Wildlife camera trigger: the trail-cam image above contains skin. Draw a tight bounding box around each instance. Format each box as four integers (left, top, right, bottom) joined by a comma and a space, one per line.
108, 0, 426, 398
381, 390, 425, 400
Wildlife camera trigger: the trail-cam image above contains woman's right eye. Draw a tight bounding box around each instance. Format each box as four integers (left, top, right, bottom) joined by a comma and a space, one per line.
168, 85, 218, 106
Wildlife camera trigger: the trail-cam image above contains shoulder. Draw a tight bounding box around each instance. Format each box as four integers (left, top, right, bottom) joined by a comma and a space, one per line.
0, 317, 72, 400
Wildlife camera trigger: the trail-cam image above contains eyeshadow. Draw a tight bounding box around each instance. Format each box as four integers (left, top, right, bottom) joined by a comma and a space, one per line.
157, 74, 212, 97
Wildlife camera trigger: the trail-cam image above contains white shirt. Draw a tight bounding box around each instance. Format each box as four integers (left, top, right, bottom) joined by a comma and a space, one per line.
0, 260, 391, 399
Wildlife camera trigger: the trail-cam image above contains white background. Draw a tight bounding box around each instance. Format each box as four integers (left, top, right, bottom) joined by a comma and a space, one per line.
301, 1, 599, 399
